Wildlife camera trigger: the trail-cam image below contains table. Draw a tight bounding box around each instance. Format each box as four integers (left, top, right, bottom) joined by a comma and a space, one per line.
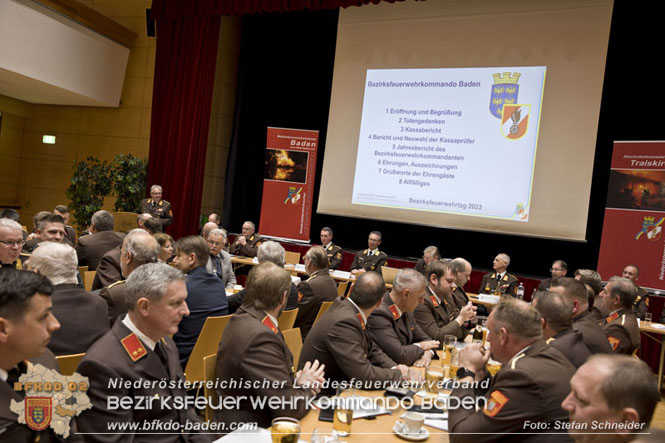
639, 322, 665, 390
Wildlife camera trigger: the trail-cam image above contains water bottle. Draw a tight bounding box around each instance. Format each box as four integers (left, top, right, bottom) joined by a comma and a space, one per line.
516, 282, 525, 300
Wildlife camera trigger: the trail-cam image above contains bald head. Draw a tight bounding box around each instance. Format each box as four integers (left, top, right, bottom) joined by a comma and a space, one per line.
349, 271, 386, 309
121, 229, 160, 278
202, 222, 218, 239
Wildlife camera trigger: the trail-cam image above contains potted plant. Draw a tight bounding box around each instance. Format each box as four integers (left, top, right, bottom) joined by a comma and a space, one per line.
111, 154, 148, 212
66, 157, 113, 232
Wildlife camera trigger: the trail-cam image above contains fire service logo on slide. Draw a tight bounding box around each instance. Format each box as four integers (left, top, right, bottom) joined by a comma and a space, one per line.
501, 105, 530, 139
284, 187, 302, 205
489, 72, 521, 118
635, 216, 664, 241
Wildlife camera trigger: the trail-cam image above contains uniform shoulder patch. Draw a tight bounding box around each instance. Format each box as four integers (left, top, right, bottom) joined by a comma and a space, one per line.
483, 390, 509, 417
121, 333, 147, 362
108, 280, 126, 289
607, 336, 620, 351
262, 315, 279, 334
357, 313, 365, 329
388, 304, 400, 320
546, 337, 556, 345
430, 295, 439, 307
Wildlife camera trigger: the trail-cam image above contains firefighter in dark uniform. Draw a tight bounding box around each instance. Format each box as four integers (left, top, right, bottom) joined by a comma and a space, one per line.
138, 184, 173, 227
320, 227, 343, 270
351, 231, 387, 274
478, 253, 519, 296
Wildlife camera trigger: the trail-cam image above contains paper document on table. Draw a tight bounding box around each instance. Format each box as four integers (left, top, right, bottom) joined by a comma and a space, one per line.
332, 270, 352, 279
478, 294, 500, 304
424, 419, 448, 431
648, 323, 665, 330
294, 264, 306, 272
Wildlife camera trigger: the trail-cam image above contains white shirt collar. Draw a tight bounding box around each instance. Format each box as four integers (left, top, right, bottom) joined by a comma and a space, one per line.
496, 271, 506, 279
122, 314, 157, 351
347, 297, 367, 325
509, 344, 532, 362
323, 243, 331, 249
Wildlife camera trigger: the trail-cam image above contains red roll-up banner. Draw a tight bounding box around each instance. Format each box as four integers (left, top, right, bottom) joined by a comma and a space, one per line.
259, 127, 319, 242
597, 141, 665, 289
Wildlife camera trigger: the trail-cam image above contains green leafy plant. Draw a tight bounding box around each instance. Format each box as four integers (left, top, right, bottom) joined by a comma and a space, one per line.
66, 157, 113, 232
111, 154, 148, 212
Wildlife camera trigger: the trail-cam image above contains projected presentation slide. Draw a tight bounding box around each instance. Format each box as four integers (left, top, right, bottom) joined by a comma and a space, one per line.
351, 67, 546, 221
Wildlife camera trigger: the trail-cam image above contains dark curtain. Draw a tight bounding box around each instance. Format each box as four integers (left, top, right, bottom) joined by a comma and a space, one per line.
148, 8, 221, 239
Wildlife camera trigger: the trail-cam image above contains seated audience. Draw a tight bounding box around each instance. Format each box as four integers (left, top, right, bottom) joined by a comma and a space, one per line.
137, 212, 152, 230
205, 228, 236, 288
622, 264, 650, 320
22, 211, 51, 252
562, 354, 659, 442
320, 226, 343, 270
201, 221, 218, 239
415, 260, 475, 342
77, 263, 208, 440
138, 184, 173, 227
449, 298, 576, 441
599, 277, 640, 354
76, 210, 125, 271
54, 205, 77, 247
414, 245, 441, 276
99, 229, 160, 324
450, 257, 473, 307
208, 213, 221, 226
368, 268, 439, 366
91, 246, 122, 290
172, 235, 228, 366
215, 262, 324, 429
350, 231, 387, 274
0, 268, 61, 441
294, 246, 338, 340
33, 213, 66, 245
0, 218, 30, 269
550, 277, 612, 355
478, 253, 519, 296
27, 242, 108, 355
538, 259, 568, 290
574, 269, 604, 320
227, 241, 298, 314
229, 220, 263, 257
532, 290, 591, 368
300, 271, 407, 391
144, 217, 163, 235
154, 232, 174, 263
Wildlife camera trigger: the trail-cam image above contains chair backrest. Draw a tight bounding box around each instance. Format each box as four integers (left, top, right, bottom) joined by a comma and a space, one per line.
284, 251, 301, 265
84, 270, 96, 291
203, 353, 217, 421
282, 328, 303, 369
337, 281, 349, 298
381, 266, 400, 285
184, 314, 232, 384
113, 211, 139, 233
314, 301, 334, 324
55, 352, 85, 376
277, 308, 299, 331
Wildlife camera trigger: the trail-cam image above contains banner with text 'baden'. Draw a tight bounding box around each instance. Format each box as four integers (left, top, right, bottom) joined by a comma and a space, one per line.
259, 127, 319, 242
598, 141, 665, 290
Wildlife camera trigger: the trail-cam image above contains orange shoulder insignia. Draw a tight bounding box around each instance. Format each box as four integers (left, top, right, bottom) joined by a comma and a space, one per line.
357, 313, 365, 329
606, 312, 620, 323
121, 333, 147, 362
483, 390, 509, 417
607, 336, 620, 351
430, 295, 439, 307
388, 304, 401, 320
262, 315, 279, 334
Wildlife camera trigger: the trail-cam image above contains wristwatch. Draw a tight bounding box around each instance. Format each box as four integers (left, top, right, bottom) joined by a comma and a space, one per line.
456, 367, 476, 379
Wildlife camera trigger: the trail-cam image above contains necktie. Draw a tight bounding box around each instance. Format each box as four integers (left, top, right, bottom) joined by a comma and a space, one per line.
214, 256, 222, 277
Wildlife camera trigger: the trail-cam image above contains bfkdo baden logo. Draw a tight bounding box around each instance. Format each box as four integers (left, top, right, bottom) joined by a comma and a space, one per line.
25, 397, 52, 431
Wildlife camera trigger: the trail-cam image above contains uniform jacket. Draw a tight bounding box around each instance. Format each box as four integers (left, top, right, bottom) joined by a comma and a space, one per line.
99, 280, 128, 326
48, 283, 109, 356
229, 233, 263, 258
368, 292, 433, 365
138, 198, 173, 227
173, 266, 228, 367
294, 269, 338, 340
64, 225, 77, 247
602, 308, 640, 354
299, 298, 401, 391
350, 249, 387, 272
633, 286, 649, 320
77, 319, 209, 442
414, 287, 466, 342
545, 327, 591, 369
572, 310, 612, 355
76, 230, 125, 271
448, 340, 575, 442
91, 247, 122, 290
479, 272, 519, 296
227, 282, 299, 315
322, 243, 343, 270
215, 305, 312, 429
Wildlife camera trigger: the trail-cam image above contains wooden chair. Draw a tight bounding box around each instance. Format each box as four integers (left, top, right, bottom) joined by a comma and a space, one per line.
285, 251, 301, 265
203, 353, 217, 421
184, 314, 232, 384
84, 270, 96, 291
381, 266, 400, 285
282, 328, 303, 369
337, 281, 349, 298
314, 301, 334, 324
56, 352, 85, 376
277, 308, 299, 330
78, 266, 88, 276
112, 211, 138, 233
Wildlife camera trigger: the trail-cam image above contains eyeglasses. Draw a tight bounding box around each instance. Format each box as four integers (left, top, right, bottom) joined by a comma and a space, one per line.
0, 239, 25, 247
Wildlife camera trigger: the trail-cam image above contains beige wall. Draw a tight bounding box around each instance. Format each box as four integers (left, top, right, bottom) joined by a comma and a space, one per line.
0, 0, 239, 231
